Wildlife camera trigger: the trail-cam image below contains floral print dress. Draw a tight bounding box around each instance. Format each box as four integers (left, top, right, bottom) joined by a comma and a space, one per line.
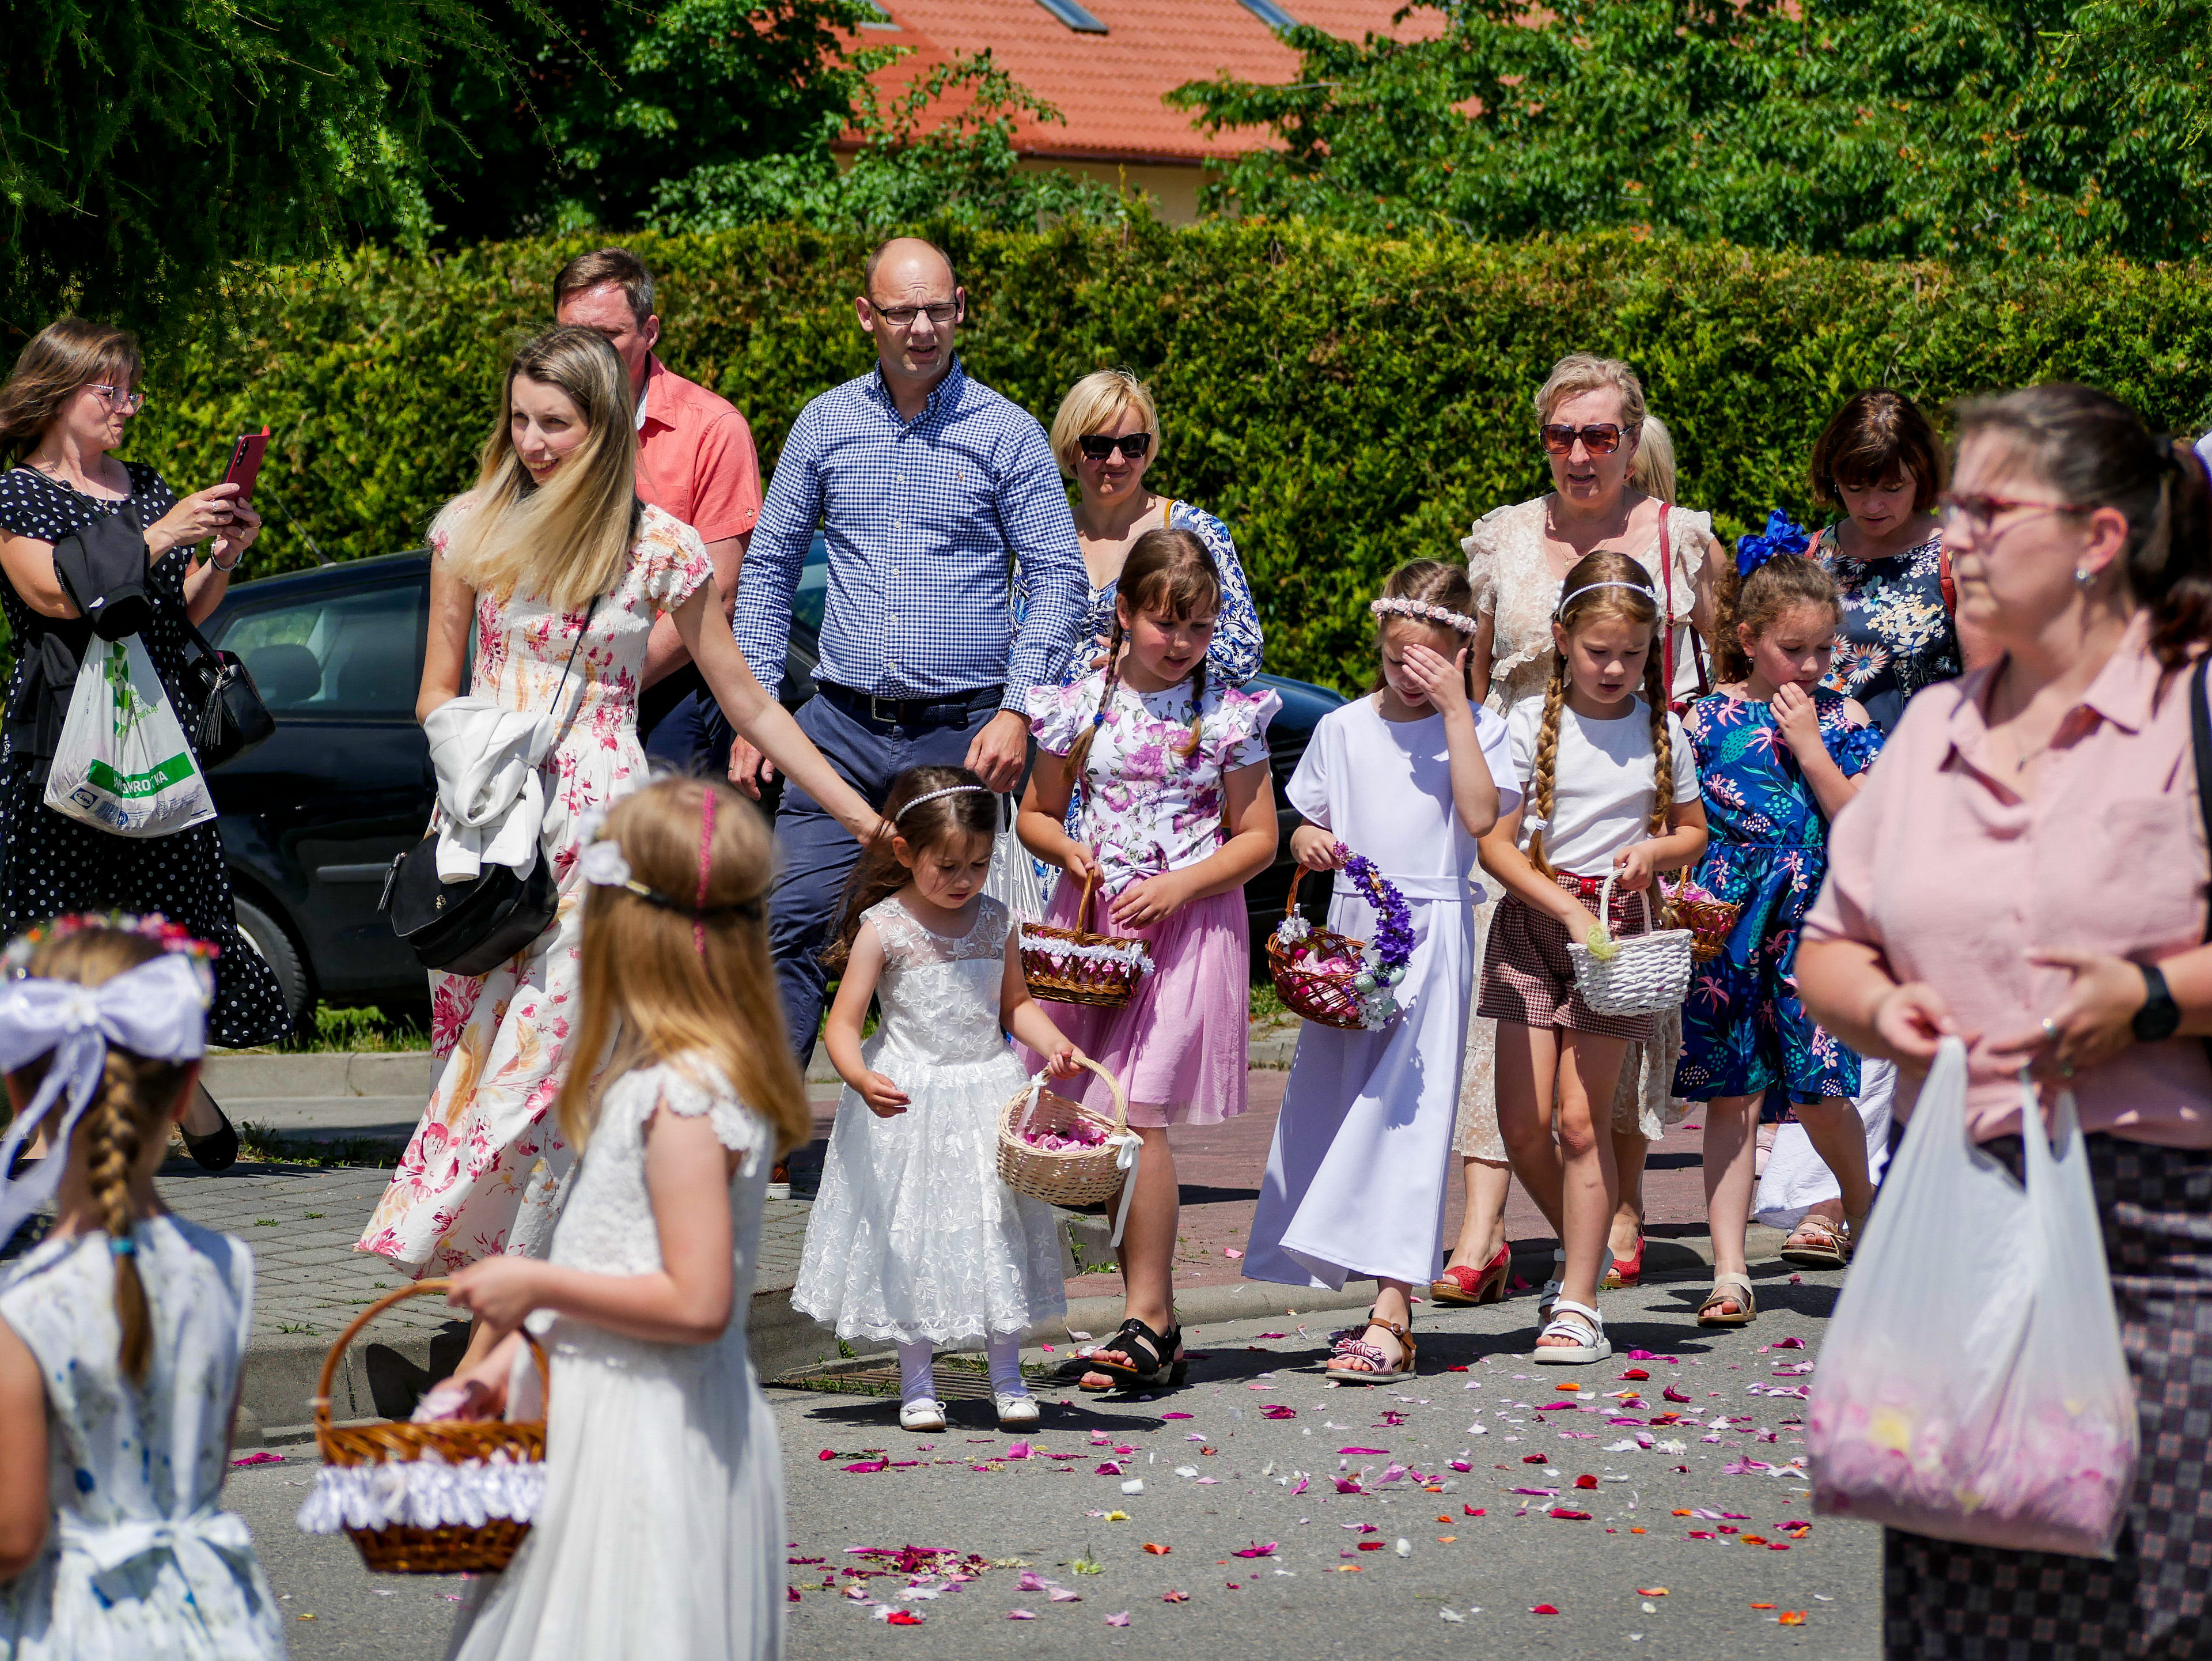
1815, 530, 1959, 737
358, 503, 713, 1276
1673, 690, 1883, 1106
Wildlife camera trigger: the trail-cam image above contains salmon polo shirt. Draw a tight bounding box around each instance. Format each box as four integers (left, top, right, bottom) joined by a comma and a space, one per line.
634, 355, 762, 546
1804, 613, 2212, 1147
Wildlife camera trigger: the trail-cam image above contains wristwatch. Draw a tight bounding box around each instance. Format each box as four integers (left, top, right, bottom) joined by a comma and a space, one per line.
2132, 963, 2181, 1043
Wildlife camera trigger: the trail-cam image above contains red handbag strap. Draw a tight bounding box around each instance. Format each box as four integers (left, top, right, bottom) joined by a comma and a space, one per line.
1656, 502, 1676, 696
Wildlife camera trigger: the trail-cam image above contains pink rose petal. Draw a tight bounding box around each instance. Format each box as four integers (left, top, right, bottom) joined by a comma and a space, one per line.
1106, 1612, 1131, 1626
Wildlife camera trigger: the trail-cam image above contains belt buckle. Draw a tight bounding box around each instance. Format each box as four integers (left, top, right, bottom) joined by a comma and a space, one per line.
869, 693, 900, 725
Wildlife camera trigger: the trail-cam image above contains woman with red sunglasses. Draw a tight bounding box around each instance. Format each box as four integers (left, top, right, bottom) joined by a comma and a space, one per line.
1431, 353, 1728, 1318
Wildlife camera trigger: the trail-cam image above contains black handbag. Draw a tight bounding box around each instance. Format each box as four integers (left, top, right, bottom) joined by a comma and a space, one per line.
180, 614, 276, 770
380, 596, 601, 976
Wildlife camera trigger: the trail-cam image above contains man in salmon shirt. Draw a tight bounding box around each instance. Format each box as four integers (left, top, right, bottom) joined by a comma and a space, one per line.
554, 247, 763, 773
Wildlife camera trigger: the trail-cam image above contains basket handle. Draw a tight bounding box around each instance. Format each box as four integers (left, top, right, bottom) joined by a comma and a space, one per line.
1595, 871, 1656, 936
1075, 867, 1099, 933
313, 1278, 550, 1431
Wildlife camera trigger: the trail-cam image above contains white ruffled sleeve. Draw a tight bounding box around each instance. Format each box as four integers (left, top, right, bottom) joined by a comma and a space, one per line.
1027, 672, 1106, 757
649, 1061, 768, 1176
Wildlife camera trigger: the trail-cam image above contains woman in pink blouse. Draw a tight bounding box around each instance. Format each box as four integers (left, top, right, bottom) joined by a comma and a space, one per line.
1799, 383, 2212, 1659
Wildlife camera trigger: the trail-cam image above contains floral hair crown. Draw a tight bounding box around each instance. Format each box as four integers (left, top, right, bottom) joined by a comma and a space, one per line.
1, 913, 219, 1000
574, 813, 762, 941
1371, 596, 1477, 635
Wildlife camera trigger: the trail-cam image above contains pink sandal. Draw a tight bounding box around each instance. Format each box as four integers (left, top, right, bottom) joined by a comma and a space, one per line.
1324, 1310, 1417, 1384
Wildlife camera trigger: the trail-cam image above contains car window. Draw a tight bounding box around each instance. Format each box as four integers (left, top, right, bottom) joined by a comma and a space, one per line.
795, 531, 827, 634
212, 580, 425, 716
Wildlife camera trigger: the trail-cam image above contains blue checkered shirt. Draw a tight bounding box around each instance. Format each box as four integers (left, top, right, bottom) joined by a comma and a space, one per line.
736, 358, 1086, 711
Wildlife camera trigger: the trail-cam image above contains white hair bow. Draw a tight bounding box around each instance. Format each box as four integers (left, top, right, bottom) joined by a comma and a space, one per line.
0, 954, 210, 1253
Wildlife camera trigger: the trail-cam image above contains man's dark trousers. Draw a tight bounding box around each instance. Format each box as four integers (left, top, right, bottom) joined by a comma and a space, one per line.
767, 684, 1002, 1069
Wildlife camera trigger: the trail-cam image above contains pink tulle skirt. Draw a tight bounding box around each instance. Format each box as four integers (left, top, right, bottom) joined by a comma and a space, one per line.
1013, 882, 1250, 1127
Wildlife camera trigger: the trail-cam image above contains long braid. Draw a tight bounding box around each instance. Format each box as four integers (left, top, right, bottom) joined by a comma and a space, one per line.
86, 1054, 153, 1383
1065, 612, 1126, 782
1179, 656, 1207, 761
1642, 646, 1673, 839
1524, 656, 1569, 878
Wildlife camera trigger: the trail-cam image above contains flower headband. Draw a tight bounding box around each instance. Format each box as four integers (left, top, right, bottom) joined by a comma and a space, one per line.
1554, 580, 1659, 616
2, 913, 218, 996
1371, 596, 1478, 635
894, 785, 990, 823
577, 801, 760, 955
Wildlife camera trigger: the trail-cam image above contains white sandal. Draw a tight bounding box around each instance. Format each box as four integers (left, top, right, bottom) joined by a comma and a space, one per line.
1536, 1248, 1614, 1323
899, 1397, 948, 1432
994, 1390, 1041, 1429
1531, 1298, 1611, 1365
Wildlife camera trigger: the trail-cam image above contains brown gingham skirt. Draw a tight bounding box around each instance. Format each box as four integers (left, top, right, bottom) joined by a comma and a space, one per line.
1884, 1133, 2212, 1660
1476, 871, 1662, 1043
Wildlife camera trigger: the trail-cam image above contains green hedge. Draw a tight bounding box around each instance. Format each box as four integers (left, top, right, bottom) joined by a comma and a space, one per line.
111, 222, 2212, 692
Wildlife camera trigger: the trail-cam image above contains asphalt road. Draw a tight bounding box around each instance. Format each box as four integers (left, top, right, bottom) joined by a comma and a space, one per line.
227, 1259, 1877, 1659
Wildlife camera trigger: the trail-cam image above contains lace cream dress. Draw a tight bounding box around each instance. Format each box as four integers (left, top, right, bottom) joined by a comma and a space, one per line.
446, 1058, 784, 1661
791, 896, 1066, 1346
1456, 496, 1714, 1157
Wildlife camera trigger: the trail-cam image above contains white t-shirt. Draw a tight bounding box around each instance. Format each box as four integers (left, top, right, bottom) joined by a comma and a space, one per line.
1503, 694, 1698, 876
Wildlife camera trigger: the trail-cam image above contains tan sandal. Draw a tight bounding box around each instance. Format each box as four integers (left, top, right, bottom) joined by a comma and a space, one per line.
1697, 1272, 1756, 1327
1781, 1213, 1851, 1269
1325, 1310, 1416, 1383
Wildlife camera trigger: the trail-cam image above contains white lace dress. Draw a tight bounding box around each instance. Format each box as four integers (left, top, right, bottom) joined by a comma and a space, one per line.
1458, 497, 1714, 1157
792, 896, 1066, 1346
445, 1060, 784, 1661
0, 1217, 283, 1661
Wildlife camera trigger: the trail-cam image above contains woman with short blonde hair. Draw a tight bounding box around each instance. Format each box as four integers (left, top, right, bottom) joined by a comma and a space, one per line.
361, 327, 877, 1374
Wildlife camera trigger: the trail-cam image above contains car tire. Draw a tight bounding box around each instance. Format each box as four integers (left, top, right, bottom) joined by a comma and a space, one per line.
232, 895, 312, 1028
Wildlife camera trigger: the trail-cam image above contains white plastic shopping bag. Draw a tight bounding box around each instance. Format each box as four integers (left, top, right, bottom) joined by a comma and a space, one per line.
982, 793, 1051, 922
1809, 1037, 2137, 1556
43, 635, 217, 838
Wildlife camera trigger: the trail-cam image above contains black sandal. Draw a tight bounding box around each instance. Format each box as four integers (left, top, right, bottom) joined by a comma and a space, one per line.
180, 1098, 238, 1172
1078, 1318, 1187, 1392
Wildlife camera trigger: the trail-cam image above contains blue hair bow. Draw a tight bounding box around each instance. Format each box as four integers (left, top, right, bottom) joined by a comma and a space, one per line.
1736, 508, 1811, 577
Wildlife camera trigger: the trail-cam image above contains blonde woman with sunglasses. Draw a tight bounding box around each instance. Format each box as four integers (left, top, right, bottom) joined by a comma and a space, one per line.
1433, 354, 1727, 1317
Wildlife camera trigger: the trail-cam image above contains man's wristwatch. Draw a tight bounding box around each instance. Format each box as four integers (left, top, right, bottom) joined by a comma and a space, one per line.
2132, 963, 2181, 1043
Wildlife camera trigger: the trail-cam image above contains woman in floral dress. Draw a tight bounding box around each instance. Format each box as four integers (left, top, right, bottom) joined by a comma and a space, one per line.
358, 330, 876, 1366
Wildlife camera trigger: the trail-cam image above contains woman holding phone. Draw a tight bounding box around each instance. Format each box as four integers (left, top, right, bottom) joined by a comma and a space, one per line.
0, 316, 283, 1176
357, 327, 880, 1369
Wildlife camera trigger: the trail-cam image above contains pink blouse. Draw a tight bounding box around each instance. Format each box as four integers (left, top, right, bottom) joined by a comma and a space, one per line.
1804, 615, 2212, 1146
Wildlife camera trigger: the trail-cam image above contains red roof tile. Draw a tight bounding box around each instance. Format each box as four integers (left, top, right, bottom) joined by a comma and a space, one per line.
846, 0, 1438, 163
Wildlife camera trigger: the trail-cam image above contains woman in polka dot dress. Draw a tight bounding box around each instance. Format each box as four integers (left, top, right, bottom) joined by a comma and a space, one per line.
0, 319, 291, 1169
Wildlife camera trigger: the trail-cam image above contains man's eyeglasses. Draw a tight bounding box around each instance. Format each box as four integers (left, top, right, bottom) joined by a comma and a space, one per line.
87, 383, 146, 414
868, 300, 957, 329
1077, 432, 1153, 463
1540, 422, 1628, 457
1935, 491, 2096, 538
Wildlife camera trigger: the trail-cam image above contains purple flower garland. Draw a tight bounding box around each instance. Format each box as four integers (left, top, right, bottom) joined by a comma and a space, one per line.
1273, 842, 1415, 1030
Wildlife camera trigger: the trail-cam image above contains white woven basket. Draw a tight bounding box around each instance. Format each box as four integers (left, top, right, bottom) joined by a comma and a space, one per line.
1566, 873, 1695, 1016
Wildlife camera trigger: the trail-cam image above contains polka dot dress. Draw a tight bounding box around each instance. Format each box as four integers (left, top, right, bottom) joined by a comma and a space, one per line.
0, 463, 291, 1045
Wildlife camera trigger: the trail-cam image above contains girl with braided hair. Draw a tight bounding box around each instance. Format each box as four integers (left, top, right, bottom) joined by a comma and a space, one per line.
1017, 528, 1281, 1393
1477, 552, 1707, 1364
0, 917, 282, 1658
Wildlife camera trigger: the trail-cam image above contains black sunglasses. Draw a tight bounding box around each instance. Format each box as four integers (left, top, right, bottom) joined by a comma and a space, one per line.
1077, 432, 1153, 462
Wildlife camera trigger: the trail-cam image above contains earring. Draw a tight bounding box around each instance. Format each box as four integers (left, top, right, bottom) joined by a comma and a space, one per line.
2074, 567, 2095, 589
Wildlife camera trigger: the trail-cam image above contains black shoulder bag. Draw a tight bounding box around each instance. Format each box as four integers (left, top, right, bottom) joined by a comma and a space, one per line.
179, 613, 276, 770
379, 595, 601, 977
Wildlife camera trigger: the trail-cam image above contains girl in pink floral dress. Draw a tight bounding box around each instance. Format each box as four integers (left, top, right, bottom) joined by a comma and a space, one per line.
1015, 528, 1280, 1392
358, 330, 875, 1346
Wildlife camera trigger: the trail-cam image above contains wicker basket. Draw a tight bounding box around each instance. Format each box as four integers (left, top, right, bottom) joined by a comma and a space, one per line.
1266, 865, 1375, 1031
1018, 872, 1153, 1008
1665, 875, 1743, 965
1566, 874, 1696, 1016
315, 1281, 548, 1574
997, 1054, 1132, 1208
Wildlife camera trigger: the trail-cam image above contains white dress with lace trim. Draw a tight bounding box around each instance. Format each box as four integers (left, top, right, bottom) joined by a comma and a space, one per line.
792, 895, 1067, 1346
443, 1057, 786, 1661
1456, 497, 1711, 1156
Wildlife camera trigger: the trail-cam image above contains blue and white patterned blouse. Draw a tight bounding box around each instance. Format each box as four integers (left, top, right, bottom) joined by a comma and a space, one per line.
1054, 500, 1264, 689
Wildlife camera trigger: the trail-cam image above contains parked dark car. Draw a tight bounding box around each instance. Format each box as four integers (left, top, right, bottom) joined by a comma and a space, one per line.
200, 542, 1343, 1023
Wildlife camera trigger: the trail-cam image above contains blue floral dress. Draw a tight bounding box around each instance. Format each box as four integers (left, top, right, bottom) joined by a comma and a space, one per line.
1673, 690, 1884, 1107
1815, 529, 1959, 737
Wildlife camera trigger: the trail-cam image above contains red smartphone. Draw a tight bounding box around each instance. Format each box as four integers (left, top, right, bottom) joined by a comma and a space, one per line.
223, 426, 271, 504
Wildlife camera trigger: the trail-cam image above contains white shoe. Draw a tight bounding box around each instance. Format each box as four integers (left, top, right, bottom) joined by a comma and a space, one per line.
765, 1182, 791, 1201
994, 1390, 1041, 1429
1531, 1298, 1611, 1365
1537, 1248, 1615, 1323
899, 1398, 947, 1432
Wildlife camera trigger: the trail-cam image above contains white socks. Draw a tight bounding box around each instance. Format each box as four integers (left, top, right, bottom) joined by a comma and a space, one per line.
989, 1337, 1028, 1398
898, 1341, 937, 1406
